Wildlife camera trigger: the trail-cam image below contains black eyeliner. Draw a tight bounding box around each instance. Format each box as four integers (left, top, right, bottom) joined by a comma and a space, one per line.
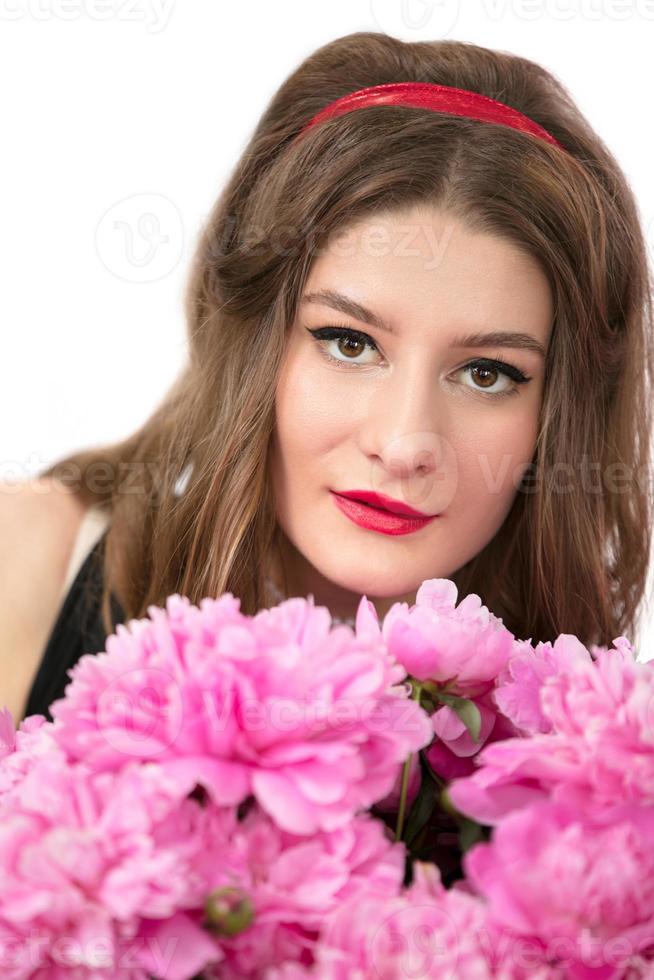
305, 325, 532, 383
307, 325, 373, 346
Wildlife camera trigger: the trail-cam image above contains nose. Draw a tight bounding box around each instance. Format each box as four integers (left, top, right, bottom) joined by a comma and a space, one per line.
358, 365, 450, 504
376, 432, 443, 484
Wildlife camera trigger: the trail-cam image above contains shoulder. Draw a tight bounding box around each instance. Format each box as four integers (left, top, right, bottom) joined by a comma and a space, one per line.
0, 477, 90, 723
0, 477, 89, 580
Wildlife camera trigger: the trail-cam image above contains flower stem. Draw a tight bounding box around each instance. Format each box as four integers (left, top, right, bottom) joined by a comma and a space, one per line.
395, 680, 422, 843
394, 753, 413, 842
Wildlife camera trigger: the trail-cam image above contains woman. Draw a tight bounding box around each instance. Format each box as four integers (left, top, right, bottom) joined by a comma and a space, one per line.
14, 32, 653, 740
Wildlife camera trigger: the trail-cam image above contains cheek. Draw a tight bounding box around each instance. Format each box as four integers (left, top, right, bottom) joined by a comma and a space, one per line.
275, 353, 353, 455
454, 408, 540, 511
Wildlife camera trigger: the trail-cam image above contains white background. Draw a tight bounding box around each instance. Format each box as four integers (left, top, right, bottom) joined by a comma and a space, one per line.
2, 0, 652, 657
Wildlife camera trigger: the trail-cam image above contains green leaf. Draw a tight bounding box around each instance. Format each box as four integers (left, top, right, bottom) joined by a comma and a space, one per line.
404, 767, 441, 848
437, 695, 483, 743
458, 817, 485, 854
438, 786, 462, 820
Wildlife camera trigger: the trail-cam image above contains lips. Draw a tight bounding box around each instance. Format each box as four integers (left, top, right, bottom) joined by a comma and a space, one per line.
333, 489, 436, 518
330, 490, 440, 537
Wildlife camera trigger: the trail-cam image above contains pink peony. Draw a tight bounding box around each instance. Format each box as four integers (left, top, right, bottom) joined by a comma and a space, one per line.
2, 569, 649, 980
0, 725, 223, 978
426, 696, 518, 782
463, 799, 654, 979
492, 633, 637, 738
448, 638, 654, 825
45, 593, 433, 835
265, 861, 510, 979
0, 709, 407, 979
493, 634, 594, 736
357, 578, 514, 698
197, 805, 405, 978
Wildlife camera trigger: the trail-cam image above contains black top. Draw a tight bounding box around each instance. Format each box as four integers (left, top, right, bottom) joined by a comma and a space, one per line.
22, 529, 125, 724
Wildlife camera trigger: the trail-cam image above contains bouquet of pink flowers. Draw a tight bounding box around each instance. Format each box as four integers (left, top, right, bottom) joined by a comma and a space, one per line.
1, 579, 653, 979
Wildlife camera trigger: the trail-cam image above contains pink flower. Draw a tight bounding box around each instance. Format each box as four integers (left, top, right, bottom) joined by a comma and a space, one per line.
445, 735, 564, 824
0, 711, 67, 796
493, 634, 593, 736
357, 578, 514, 698
196, 805, 406, 978
426, 696, 518, 781
0, 712, 406, 979
0, 744, 223, 979
354, 581, 519, 791
0, 706, 16, 756
463, 800, 654, 979
540, 637, 642, 740
265, 861, 508, 979
432, 692, 498, 755
425, 737, 478, 780
4, 569, 648, 980
449, 638, 654, 824
46, 593, 433, 835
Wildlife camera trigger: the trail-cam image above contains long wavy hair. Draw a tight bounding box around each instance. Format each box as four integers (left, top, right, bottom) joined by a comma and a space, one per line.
41, 31, 654, 650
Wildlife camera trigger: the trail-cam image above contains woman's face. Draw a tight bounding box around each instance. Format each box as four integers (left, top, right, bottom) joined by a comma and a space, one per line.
269, 204, 553, 620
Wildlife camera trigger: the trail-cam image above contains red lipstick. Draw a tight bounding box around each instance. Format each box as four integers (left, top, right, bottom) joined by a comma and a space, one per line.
330, 489, 439, 536
335, 489, 434, 517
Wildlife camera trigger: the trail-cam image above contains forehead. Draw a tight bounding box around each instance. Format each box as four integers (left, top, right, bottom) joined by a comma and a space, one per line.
305, 206, 554, 346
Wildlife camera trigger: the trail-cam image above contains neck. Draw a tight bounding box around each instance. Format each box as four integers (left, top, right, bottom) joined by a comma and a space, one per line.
265, 530, 415, 624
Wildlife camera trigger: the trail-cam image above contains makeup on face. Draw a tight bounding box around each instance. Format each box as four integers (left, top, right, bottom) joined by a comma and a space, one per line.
270, 205, 553, 619
330, 489, 440, 536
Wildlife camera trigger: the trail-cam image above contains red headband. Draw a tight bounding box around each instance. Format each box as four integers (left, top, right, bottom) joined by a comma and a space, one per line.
295, 81, 566, 152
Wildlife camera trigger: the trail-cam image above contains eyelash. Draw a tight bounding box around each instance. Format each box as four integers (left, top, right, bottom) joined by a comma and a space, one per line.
306, 325, 533, 400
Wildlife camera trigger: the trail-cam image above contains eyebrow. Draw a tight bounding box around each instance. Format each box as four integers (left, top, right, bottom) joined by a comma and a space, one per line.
301, 288, 547, 359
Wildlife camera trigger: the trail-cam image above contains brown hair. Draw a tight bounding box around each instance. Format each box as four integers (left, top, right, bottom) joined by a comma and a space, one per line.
41, 32, 654, 650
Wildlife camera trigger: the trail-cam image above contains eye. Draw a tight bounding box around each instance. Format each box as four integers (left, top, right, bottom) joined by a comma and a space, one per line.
305, 325, 533, 400
307, 325, 381, 367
